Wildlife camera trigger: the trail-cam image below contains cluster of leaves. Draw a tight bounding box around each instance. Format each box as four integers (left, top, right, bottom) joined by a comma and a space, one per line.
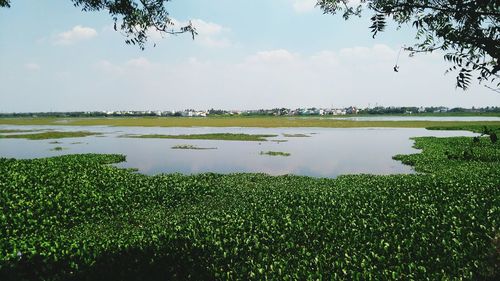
1, 137, 499, 280
318, 0, 500, 90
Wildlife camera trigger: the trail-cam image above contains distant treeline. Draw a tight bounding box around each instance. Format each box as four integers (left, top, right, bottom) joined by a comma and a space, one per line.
0, 106, 499, 117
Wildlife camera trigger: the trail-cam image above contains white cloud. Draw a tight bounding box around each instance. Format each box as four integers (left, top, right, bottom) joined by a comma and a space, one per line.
246, 49, 298, 64
87, 44, 499, 111
292, 0, 317, 13
53, 25, 97, 45
24, 63, 40, 71
125, 57, 152, 68
94, 57, 153, 76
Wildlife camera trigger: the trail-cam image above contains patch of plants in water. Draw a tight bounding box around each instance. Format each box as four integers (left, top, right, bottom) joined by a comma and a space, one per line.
0, 129, 36, 133
0, 131, 100, 140
260, 151, 291, 156
122, 133, 277, 142
282, 133, 310, 137
49, 146, 66, 151
171, 144, 217, 150
0, 136, 498, 280
270, 139, 288, 143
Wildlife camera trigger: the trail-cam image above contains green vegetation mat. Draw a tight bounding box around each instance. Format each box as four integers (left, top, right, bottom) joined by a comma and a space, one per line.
0, 129, 36, 133
282, 133, 310, 137
123, 133, 277, 141
171, 145, 217, 150
0, 136, 499, 280
260, 151, 291, 156
0, 131, 100, 140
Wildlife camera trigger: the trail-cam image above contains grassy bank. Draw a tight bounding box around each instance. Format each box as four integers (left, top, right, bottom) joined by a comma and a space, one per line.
1, 116, 500, 128
1, 136, 498, 280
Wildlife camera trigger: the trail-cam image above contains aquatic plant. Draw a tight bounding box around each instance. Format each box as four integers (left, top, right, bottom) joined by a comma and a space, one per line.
0, 137, 498, 280
171, 144, 217, 150
260, 151, 291, 156
123, 133, 277, 142
0, 131, 100, 140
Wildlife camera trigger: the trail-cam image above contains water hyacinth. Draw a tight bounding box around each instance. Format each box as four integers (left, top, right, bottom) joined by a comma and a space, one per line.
0, 137, 498, 280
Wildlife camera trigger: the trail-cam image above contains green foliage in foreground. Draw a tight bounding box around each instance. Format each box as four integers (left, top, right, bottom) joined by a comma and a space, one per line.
0, 131, 100, 140
260, 151, 291, 157
123, 133, 277, 141
0, 137, 499, 280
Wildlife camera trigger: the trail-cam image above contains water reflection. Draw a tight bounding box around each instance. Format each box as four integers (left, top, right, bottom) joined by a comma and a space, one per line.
0, 126, 476, 178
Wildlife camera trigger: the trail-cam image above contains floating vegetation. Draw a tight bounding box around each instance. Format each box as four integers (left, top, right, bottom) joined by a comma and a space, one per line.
282, 133, 310, 137
171, 144, 217, 150
0, 131, 100, 140
70, 142, 85, 145
260, 151, 291, 156
50, 146, 66, 151
0, 137, 499, 280
123, 133, 277, 141
49, 141, 62, 144
271, 139, 288, 143
0, 129, 36, 133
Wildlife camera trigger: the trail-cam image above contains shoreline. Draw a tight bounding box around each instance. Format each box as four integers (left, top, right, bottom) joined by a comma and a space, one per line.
1, 117, 500, 128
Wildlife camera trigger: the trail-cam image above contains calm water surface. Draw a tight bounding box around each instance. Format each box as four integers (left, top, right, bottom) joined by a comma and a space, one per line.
335, 116, 500, 121
0, 126, 477, 178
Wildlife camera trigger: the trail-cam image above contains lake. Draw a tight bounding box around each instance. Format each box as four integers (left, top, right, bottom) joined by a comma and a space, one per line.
335, 116, 500, 121
0, 126, 477, 178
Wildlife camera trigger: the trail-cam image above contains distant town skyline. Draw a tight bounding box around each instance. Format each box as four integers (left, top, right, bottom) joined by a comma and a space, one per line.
1, 0, 499, 112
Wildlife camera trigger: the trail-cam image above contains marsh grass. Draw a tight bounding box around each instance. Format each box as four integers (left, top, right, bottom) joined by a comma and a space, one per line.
2, 117, 500, 129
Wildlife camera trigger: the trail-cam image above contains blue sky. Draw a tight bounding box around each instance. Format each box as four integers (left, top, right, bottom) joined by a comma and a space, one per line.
1, 0, 498, 112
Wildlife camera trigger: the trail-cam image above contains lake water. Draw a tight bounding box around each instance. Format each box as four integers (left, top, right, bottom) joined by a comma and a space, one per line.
335, 116, 500, 121
0, 126, 477, 178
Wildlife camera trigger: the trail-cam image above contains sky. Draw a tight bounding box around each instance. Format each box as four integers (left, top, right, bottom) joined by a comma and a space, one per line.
0, 0, 499, 112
